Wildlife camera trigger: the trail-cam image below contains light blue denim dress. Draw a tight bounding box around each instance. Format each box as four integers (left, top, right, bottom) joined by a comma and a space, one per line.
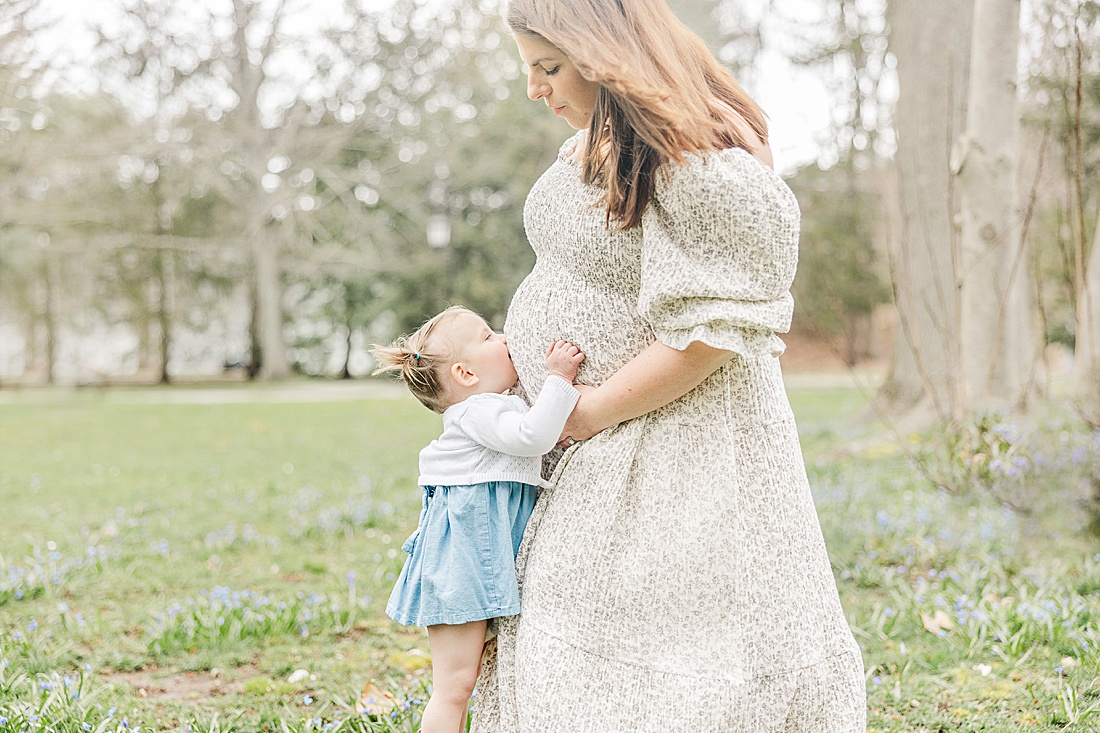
386, 480, 538, 627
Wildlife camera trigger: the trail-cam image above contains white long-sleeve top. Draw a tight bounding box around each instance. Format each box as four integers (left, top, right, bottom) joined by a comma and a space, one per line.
417, 375, 580, 489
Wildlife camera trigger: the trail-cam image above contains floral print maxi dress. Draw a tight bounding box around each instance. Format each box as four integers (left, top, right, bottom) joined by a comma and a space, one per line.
471, 133, 866, 733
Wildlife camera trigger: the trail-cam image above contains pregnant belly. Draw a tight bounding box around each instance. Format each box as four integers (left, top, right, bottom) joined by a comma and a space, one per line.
504, 264, 652, 391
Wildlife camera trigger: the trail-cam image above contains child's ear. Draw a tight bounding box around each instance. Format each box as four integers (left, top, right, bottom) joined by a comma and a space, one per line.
449, 362, 479, 388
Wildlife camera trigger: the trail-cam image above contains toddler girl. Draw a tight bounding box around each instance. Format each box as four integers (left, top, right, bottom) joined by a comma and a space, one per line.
370, 305, 584, 733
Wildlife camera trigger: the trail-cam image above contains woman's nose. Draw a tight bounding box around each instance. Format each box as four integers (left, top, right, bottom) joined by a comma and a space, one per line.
527, 74, 548, 101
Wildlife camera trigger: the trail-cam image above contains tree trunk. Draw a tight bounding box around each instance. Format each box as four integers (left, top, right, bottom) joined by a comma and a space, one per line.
1076, 207, 1100, 399
248, 280, 262, 380
340, 322, 353, 380
156, 250, 173, 384
874, 0, 973, 422
953, 0, 1032, 410
253, 224, 290, 380
42, 254, 57, 385
231, 0, 290, 381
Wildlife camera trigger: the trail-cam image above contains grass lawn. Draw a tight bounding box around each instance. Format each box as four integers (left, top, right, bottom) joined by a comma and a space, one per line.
1, 381, 1098, 731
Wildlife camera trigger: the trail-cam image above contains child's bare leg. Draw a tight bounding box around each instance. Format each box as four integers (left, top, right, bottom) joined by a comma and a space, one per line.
421, 620, 487, 733
457, 643, 487, 733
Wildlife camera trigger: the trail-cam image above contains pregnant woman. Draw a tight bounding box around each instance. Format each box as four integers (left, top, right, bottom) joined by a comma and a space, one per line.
473, 1, 866, 730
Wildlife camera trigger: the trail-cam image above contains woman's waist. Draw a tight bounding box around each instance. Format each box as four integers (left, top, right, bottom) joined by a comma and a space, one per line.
630, 356, 793, 430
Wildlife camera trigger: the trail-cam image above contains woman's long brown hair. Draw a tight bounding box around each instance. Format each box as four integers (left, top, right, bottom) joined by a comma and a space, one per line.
508, 0, 768, 230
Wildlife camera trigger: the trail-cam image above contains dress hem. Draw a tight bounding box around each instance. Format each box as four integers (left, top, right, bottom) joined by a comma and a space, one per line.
387, 606, 520, 628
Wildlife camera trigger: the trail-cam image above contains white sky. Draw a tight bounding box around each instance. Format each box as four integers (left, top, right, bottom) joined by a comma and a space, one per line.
31, 0, 835, 174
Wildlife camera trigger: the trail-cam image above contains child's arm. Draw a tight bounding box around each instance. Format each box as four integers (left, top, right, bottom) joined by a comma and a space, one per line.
460, 342, 585, 457
460, 376, 580, 456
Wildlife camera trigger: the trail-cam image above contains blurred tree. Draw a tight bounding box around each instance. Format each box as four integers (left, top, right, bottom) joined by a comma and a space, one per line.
1024, 0, 1100, 406
952, 0, 1035, 410
783, 0, 891, 168
0, 0, 48, 382
874, 0, 973, 423
84, 116, 241, 383
767, 0, 892, 369
788, 162, 890, 366
94, 0, 414, 380
876, 0, 1053, 422
285, 0, 568, 375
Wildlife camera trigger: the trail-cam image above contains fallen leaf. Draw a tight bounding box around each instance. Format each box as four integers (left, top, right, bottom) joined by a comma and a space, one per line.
356, 680, 397, 716
921, 610, 955, 635
388, 648, 432, 672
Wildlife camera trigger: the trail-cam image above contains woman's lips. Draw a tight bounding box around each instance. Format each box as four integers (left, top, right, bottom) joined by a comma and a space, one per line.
552, 106, 565, 116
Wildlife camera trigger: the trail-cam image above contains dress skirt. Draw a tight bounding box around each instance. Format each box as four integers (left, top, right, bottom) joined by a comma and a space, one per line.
387, 481, 537, 627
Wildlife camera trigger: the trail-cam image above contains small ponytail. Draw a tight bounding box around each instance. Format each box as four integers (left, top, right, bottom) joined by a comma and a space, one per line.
370, 305, 472, 413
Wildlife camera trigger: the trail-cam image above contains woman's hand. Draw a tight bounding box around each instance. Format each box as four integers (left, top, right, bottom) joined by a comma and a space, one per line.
556, 341, 733, 449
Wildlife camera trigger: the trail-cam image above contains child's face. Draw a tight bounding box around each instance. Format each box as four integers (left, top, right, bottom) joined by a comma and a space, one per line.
449, 311, 518, 395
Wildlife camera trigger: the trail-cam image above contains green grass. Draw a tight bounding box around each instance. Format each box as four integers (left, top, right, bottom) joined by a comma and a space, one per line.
0, 383, 1098, 731
0, 391, 437, 731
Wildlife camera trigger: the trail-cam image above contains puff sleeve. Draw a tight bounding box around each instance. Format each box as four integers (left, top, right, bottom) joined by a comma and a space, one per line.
638, 147, 800, 358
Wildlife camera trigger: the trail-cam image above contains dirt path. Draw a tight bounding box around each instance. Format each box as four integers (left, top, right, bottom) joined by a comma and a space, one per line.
0, 379, 410, 404
0, 370, 882, 405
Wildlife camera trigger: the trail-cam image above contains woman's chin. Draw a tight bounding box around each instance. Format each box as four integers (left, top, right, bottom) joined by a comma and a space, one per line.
562, 112, 592, 131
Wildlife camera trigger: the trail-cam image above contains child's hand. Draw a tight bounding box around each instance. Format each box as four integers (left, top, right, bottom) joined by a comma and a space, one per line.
545, 340, 585, 382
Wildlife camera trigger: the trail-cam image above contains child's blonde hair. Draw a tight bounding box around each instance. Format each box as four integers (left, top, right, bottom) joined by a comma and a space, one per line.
370, 305, 474, 413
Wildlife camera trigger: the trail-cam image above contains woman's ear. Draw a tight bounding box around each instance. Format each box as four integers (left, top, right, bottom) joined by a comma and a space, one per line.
449, 362, 479, 389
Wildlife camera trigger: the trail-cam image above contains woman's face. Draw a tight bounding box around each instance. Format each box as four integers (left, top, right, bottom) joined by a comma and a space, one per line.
514, 33, 599, 131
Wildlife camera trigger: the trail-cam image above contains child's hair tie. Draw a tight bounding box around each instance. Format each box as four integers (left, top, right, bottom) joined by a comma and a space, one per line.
413, 352, 421, 361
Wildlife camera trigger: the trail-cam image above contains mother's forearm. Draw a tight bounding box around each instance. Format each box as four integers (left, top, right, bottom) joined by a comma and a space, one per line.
583, 340, 733, 433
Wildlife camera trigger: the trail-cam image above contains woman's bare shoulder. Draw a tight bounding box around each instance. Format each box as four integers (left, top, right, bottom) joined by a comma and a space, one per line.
719, 105, 773, 169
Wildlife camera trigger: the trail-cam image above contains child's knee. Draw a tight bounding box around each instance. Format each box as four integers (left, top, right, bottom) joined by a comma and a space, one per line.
435, 670, 478, 704
435, 673, 475, 704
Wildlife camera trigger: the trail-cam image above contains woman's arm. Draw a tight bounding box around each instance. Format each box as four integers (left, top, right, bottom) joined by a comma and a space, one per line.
560, 340, 733, 442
